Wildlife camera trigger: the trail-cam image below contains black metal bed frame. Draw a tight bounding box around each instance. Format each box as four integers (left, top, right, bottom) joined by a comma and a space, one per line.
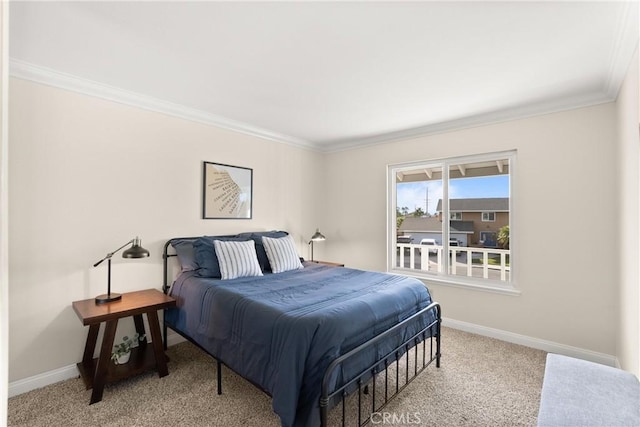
162, 238, 441, 427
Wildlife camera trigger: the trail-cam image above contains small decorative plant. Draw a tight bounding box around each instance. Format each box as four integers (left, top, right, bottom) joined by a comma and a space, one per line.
111, 333, 146, 365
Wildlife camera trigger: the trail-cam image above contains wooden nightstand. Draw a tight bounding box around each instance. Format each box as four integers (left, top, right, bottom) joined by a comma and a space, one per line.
310, 260, 345, 267
72, 289, 176, 404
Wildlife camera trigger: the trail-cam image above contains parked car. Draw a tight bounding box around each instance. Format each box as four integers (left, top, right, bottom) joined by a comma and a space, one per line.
449, 239, 462, 256
420, 238, 438, 254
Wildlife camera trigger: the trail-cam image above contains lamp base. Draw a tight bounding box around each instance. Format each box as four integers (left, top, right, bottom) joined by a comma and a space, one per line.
95, 293, 122, 304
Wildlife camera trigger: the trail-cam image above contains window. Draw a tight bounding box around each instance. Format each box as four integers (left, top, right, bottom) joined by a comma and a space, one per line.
388, 151, 515, 292
482, 212, 496, 222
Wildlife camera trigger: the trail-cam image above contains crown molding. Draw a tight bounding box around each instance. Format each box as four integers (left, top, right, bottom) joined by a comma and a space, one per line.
603, 1, 639, 100
9, 59, 319, 151
321, 3, 638, 153
11, 48, 634, 155
322, 90, 615, 153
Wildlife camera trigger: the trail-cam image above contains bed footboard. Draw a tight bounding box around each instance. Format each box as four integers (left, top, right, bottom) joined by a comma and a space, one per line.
320, 302, 441, 427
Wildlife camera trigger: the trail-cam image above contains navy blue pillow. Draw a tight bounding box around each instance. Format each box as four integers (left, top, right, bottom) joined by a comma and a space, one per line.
170, 238, 199, 272
193, 236, 250, 278
237, 231, 288, 272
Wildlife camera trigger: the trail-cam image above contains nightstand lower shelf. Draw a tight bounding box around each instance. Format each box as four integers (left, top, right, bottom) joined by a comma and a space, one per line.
76, 345, 169, 390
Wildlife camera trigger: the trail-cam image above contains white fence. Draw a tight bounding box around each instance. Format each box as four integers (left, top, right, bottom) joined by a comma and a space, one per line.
396, 244, 510, 282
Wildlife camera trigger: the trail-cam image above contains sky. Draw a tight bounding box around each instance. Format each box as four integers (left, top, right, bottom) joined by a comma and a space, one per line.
397, 175, 509, 215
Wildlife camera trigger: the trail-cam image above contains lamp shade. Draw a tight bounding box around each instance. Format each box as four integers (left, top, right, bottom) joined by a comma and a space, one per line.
311, 229, 326, 241
122, 237, 150, 259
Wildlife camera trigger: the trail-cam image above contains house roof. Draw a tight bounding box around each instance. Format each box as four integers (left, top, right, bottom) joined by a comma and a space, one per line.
436, 198, 509, 212
399, 216, 474, 234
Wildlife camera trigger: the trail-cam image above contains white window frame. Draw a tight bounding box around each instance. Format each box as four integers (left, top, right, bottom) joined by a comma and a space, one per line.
387, 150, 518, 295
481, 211, 496, 222
450, 212, 462, 220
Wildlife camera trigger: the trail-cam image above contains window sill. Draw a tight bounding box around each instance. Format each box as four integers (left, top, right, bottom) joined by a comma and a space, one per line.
389, 268, 521, 296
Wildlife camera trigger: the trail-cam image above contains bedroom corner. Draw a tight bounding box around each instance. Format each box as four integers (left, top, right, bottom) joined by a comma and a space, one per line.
6, 77, 324, 394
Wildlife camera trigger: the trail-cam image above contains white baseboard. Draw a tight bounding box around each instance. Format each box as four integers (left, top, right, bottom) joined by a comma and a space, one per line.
166, 330, 186, 347
8, 364, 79, 398
7, 335, 187, 399
9, 320, 619, 398
443, 317, 620, 367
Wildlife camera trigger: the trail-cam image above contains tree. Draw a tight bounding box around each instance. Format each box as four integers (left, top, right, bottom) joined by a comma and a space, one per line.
497, 225, 510, 249
413, 207, 424, 217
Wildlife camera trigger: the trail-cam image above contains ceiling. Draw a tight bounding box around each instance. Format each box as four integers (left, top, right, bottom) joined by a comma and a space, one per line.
9, 1, 639, 152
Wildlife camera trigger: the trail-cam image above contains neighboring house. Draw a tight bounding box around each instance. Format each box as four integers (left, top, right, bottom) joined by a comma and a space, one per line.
437, 198, 509, 247
398, 198, 509, 247
398, 216, 474, 246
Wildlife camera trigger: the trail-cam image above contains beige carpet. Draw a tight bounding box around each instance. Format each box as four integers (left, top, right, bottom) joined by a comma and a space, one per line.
8, 327, 547, 426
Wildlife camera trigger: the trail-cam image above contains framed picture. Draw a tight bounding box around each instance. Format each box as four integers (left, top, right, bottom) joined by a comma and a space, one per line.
202, 161, 253, 219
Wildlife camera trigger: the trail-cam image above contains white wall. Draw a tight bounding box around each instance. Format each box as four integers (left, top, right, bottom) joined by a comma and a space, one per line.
616, 46, 640, 376
8, 77, 323, 382
323, 103, 619, 357
0, 1, 9, 423
7, 62, 639, 390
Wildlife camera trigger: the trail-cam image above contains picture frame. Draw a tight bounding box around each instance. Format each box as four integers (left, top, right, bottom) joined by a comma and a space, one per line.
202, 161, 253, 219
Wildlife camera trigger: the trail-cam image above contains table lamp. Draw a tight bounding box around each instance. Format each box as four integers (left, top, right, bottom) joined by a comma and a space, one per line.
93, 237, 150, 304
308, 229, 326, 262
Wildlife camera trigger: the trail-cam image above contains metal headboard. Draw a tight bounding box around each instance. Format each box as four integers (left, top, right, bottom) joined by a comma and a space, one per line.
162, 235, 238, 294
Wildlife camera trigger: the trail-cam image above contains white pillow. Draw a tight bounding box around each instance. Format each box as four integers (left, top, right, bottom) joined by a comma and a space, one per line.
213, 239, 263, 280
262, 235, 304, 274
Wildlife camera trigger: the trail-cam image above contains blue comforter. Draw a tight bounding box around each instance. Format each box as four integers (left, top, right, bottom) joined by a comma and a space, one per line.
165, 262, 435, 427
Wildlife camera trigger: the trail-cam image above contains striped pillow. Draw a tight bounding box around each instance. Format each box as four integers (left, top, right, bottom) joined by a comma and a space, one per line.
213, 239, 263, 280
262, 235, 304, 274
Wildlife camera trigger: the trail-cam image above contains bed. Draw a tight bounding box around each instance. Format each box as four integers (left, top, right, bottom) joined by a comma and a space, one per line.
162, 232, 441, 427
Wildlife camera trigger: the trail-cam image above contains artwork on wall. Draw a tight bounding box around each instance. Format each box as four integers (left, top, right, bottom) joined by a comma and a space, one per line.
202, 161, 253, 219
